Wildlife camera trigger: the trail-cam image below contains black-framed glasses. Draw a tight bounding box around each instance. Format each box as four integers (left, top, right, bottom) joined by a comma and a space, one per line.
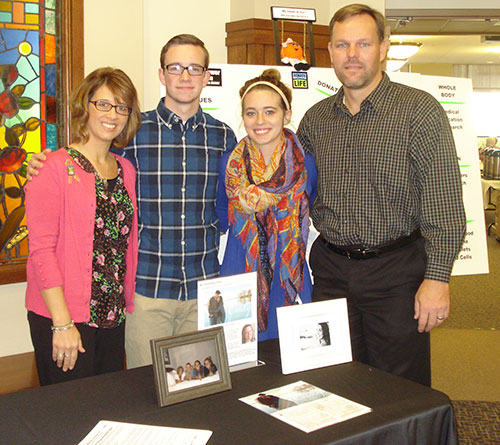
90, 100, 132, 116
163, 63, 206, 76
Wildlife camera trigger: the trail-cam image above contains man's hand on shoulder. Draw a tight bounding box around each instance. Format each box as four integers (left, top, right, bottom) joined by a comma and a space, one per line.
414, 279, 450, 333
26, 148, 50, 180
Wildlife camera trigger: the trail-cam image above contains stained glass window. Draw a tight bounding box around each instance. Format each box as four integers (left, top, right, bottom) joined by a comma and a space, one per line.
0, 0, 57, 264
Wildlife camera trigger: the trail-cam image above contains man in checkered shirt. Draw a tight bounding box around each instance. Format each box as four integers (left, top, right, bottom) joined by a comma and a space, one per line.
297, 5, 466, 386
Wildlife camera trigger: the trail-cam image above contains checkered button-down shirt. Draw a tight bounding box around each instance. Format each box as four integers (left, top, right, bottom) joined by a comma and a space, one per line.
298, 73, 466, 283
122, 100, 237, 300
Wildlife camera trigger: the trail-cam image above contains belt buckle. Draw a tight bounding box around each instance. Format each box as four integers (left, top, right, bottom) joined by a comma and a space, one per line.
349, 247, 367, 260
359, 248, 371, 259
355, 247, 377, 259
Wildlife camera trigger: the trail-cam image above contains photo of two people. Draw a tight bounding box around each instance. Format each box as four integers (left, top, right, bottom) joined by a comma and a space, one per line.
208, 290, 225, 325
201, 286, 253, 327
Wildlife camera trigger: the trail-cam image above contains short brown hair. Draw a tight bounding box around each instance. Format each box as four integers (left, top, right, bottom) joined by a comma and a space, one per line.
239, 68, 292, 112
70, 67, 141, 149
329, 4, 386, 42
159, 34, 210, 68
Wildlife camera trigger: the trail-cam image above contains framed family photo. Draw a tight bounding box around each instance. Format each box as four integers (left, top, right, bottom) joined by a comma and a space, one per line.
277, 299, 352, 374
150, 327, 232, 407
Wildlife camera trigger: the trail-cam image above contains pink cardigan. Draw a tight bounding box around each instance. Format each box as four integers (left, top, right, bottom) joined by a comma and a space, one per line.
25, 148, 138, 323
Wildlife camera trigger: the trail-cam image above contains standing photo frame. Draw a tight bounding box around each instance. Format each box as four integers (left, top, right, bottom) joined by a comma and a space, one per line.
197, 272, 258, 368
150, 327, 232, 407
277, 299, 352, 374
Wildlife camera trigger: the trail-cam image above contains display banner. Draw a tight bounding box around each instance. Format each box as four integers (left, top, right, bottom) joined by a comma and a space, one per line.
417, 74, 487, 275
171, 64, 486, 276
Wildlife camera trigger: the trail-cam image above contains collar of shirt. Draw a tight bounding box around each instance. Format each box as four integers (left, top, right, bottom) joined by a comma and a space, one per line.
332, 72, 391, 116
156, 99, 204, 130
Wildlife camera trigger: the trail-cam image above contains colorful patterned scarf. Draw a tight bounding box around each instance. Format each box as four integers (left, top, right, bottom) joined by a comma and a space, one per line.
225, 128, 309, 332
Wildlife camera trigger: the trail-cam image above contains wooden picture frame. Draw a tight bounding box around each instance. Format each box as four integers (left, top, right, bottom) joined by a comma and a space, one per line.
150, 327, 232, 407
0, 0, 84, 285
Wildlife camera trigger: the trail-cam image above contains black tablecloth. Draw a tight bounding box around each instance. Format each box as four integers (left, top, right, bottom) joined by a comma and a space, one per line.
0, 340, 457, 444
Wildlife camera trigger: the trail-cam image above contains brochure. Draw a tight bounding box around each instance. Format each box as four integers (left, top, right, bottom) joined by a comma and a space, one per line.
239, 380, 371, 433
197, 272, 258, 367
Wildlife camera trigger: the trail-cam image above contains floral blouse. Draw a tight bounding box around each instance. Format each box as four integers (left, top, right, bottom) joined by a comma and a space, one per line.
67, 148, 134, 328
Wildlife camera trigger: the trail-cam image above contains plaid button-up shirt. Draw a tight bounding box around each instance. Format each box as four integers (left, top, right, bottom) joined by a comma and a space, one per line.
121, 100, 237, 300
298, 73, 466, 282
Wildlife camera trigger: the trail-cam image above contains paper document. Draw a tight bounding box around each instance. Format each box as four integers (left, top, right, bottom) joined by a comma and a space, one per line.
78, 420, 212, 445
239, 380, 371, 433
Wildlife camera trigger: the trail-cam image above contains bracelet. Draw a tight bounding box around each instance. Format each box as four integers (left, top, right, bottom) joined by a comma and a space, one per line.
51, 320, 75, 333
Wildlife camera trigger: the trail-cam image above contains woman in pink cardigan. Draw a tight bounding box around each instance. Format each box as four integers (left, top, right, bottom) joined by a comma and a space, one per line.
25, 68, 141, 385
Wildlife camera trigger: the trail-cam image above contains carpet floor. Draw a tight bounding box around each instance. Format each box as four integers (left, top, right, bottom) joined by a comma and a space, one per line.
446, 213, 500, 331
452, 401, 500, 444
432, 211, 500, 444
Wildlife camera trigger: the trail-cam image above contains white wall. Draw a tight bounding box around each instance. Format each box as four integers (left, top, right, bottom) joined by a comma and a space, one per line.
84, 0, 144, 111
230, 0, 332, 24
0, 283, 31, 356
387, 0, 499, 8
83, 0, 232, 111
472, 92, 500, 136
229, 0, 386, 25
142, 0, 231, 110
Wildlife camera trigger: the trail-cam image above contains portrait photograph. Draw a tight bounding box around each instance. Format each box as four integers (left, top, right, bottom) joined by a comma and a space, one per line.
241, 323, 256, 344
298, 321, 331, 351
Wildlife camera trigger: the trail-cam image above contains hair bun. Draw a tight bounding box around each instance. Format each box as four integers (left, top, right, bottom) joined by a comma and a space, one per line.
261, 68, 281, 82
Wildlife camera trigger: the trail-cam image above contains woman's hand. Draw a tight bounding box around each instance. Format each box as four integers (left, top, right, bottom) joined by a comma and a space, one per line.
52, 325, 86, 372
39, 287, 86, 372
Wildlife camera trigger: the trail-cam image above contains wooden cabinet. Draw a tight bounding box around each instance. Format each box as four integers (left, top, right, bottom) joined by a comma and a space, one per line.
226, 18, 331, 67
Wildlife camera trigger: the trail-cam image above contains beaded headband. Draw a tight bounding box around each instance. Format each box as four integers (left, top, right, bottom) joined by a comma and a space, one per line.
241, 80, 291, 111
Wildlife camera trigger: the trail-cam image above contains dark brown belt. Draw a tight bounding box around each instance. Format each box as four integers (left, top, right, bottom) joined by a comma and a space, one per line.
320, 229, 421, 260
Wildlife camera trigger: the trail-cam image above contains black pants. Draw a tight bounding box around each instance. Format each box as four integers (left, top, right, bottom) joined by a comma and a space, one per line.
310, 236, 431, 386
28, 311, 125, 386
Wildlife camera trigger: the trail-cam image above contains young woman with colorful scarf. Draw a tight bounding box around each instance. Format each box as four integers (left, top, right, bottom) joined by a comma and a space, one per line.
216, 69, 317, 341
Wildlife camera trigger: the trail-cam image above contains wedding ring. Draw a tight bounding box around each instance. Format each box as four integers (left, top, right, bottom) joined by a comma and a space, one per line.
58, 353, 64, 358
436, 316, 445, 321
64, 354, 70, 358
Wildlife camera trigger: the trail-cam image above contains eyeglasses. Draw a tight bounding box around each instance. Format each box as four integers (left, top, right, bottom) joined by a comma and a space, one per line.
163, 63, 206, 76
89, 100, 132, 116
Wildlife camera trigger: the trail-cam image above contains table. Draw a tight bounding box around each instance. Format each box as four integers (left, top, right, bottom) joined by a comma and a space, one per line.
0, 340, 457, 444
